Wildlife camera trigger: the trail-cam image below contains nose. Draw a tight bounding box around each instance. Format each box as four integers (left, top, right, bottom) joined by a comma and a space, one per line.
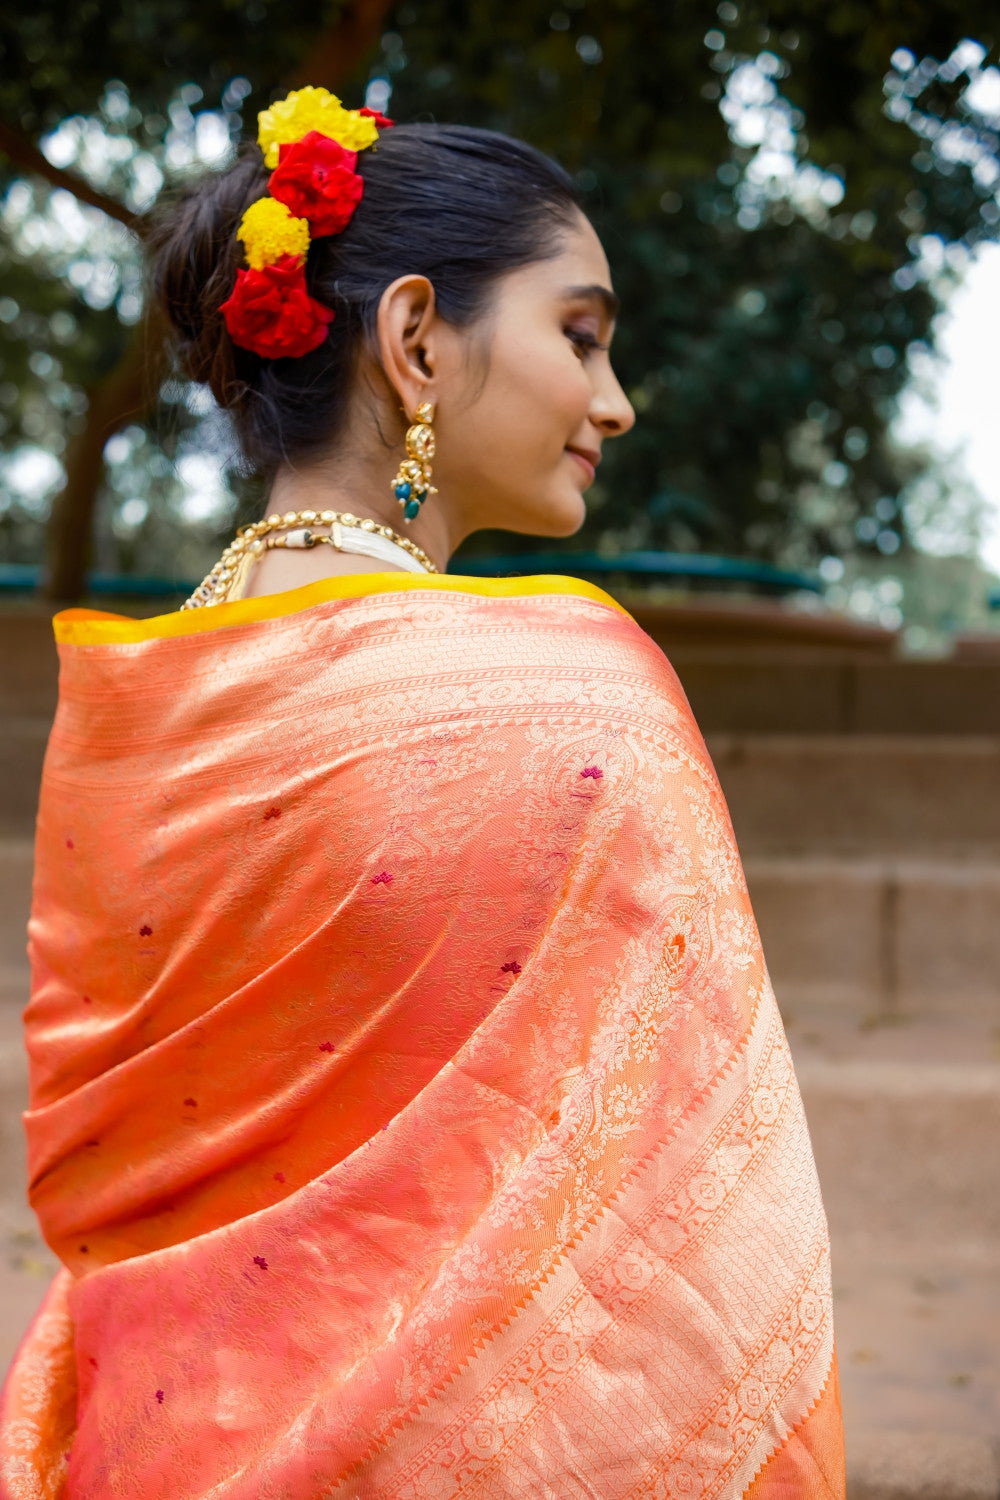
589, 362, 636, 438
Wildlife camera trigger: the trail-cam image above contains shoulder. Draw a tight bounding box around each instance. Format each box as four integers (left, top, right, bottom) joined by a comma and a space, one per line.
436, 580, 701, 747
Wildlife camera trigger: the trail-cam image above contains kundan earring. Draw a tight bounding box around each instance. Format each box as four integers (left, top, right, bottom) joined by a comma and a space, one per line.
392, 402, 437, 522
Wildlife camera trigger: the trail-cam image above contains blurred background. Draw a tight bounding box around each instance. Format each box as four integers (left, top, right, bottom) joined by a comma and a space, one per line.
1, 4, 999, 1496
1, 0, 1000, 641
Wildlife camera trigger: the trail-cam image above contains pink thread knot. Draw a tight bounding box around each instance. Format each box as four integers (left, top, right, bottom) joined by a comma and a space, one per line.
273, 1171, 286, 1184
371, 870, 393, 885
264, 806, 281, 820
500, 960, 523, 976
139, 924, 153, 937
580, 766, 603, 780
155, 1389, 164, 1404
318, 1041, 335, 1053
253, 1255, 268, 1271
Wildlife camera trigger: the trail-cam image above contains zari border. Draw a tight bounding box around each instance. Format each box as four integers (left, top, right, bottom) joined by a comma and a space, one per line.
52, 572, 631, 647
741, 1347, 845, 1499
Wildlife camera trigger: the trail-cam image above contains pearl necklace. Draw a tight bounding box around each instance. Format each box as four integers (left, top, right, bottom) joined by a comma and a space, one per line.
182, 509, 438, 610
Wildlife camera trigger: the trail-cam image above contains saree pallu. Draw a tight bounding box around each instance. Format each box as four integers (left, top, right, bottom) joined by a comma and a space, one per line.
0, 573, 844, 1499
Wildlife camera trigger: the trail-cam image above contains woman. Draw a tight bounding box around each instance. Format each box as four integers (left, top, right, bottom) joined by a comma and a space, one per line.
1, 91, 844, 1498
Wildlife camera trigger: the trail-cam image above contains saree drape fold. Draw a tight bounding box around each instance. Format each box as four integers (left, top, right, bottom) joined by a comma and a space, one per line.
0, 574, 844, 1499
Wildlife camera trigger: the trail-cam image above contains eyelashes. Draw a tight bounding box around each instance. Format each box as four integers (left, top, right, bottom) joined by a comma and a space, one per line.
566, 327, 610, 356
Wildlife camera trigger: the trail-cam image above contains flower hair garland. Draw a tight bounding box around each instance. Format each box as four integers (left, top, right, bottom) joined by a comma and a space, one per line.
220, 87, 393, 360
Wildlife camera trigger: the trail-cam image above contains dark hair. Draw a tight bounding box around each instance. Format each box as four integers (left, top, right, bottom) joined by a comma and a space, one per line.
150, 123, 582, 473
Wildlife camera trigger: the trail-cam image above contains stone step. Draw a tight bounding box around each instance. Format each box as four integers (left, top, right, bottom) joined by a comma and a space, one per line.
794, 1053, 1000, 1250
0, 721, 48, 840
0, 1017, 60, 1373
674, 648, 1000, 735
847, 1429, 999, 1500
3, 840, 1000, 1023
7, 720, 1000, 855
0, 979, 58, 1369
711, 735, 1000, 858
747, 855, 1000, 1019
788, 1024, 1000, 1498
0, 841, 32, 978
0, 1018, 994, 1494
0, 1196, 58, 1376
0, 1016, 993, 1246
0, 612, 59, 721
11, 600, 1000, 734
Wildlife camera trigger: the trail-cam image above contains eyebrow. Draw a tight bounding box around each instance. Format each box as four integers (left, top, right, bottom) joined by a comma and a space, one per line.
563, 283, 620, 321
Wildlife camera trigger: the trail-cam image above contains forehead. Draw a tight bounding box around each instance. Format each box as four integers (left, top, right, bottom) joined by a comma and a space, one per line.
501, 213, 614, 304
547, 213, 612, 286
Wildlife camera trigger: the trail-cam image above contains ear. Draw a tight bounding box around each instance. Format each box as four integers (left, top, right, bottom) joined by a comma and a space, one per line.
375, 274, 438, 421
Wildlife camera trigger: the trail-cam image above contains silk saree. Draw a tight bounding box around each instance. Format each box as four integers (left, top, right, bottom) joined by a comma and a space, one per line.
1, 573, 844, 1499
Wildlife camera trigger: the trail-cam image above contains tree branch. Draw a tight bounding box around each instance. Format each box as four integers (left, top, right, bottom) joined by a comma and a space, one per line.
0, 115, 144, 235
45, 311, 167, 601
38, 0, 392, 602
287, 0, 397, 90
2, 0, 394, 242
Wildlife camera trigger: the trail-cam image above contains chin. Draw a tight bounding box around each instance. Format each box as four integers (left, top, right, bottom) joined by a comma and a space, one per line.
551, 491, 589, 537
527, 485, 588, 539
494, 480, 587, 540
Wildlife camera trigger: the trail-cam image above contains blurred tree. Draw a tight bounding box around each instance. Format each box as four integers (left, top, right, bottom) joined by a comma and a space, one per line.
0, 0, 395, 596
384, 0, 999, 566
0, 0, 998, 596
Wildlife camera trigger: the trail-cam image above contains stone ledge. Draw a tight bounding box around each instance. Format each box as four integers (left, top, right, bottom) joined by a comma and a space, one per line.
708, 735, 1000, 860
796, 1058, 1000, 1098
743, 856, 1000, 1017
848, 1428, 999, 1500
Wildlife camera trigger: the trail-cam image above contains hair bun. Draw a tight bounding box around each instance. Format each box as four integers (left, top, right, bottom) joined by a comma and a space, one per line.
149, 150, 269, 404
148, 124, 580, 476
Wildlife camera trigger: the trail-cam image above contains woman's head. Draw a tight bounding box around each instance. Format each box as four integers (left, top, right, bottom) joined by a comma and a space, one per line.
152, 120, 634, 549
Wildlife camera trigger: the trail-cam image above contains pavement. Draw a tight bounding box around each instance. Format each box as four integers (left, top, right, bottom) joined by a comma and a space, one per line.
0, 993, 58, 1374
786, 1007, 1000, 1494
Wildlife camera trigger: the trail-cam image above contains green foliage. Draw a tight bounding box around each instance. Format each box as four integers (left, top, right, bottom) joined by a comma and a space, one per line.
1, 0, 999, 581
0, 204, 131, 560
1, 0, 341, 135
383, 0, 1000, 564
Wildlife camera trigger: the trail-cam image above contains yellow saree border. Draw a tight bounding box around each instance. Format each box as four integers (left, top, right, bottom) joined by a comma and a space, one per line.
52, 571, 630, 647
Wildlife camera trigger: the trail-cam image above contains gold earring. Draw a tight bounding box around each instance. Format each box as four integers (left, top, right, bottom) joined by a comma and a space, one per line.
392, 402, 437, 522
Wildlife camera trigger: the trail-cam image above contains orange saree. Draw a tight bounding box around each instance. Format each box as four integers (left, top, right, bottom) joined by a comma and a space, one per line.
1, 573, 844, 1499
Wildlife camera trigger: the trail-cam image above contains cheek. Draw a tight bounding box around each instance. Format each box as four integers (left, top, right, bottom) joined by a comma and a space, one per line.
444, 329, 592, 500
491, 338, 592, 448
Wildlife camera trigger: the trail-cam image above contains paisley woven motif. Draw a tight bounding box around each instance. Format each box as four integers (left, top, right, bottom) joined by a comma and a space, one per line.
1, 575, 843, 1498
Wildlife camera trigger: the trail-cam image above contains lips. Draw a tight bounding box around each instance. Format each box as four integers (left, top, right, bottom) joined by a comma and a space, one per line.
566, 447, 600, 483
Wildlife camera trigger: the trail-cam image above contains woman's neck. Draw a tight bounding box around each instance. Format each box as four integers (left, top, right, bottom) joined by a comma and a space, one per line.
266, 453, 453, 573
242, 454, 453, 598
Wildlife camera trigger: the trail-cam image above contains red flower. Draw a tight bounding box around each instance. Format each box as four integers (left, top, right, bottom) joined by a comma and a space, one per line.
359, 106, 394, 129
220, 254, 334, 359
270, 130, 364, 237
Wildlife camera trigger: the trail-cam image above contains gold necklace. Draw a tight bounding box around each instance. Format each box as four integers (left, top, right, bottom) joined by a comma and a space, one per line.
182, 509, 439, 610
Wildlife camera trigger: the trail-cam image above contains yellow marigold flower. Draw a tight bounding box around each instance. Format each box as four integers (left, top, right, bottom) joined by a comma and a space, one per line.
257, 86, 379, 168
237, 197, 310, 270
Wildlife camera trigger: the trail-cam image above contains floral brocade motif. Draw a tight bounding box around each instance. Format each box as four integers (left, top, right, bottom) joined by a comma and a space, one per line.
3, 582, 842, 1498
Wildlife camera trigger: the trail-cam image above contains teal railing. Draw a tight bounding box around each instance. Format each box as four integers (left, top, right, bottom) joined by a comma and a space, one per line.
0, 552, 822, 598
450, 551, 821, 592
0, 564, 193, 596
